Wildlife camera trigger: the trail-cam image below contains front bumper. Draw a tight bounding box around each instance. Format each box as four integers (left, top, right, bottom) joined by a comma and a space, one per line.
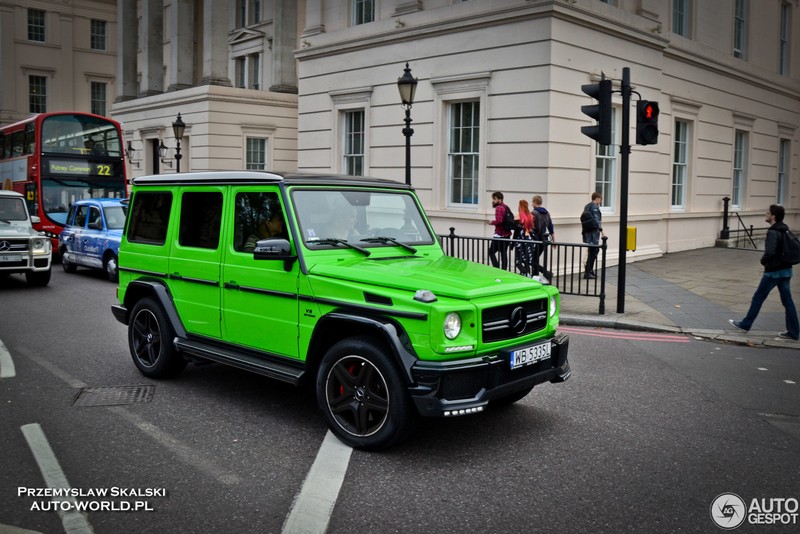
409, 332, 570, 417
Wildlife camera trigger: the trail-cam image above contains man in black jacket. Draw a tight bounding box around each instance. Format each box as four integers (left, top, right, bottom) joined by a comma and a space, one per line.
729, 204, 799, 340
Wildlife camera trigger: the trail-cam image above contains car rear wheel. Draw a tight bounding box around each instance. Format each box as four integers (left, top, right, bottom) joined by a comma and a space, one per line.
317, 337, 415, 451
104, 253, 118, 282
128, 298, 186, 378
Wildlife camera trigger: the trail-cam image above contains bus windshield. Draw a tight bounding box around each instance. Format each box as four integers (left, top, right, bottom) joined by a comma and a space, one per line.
41, 114, 122, 157
42, 178, 125, 225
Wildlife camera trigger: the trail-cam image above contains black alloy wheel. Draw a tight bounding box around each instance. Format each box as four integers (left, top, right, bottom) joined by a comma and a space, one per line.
128, 298, 186, 378
317, 337, 414, 450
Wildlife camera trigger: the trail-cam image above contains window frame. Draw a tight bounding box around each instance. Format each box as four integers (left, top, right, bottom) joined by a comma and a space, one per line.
594, 108, 618, 211
672, 0, 690, 38
732, 129, 748, 209
353, 0, 375, 26
779, 2, 791, 76
343, 109, 365, 176
447, 100, 481, 207
672, 120, 690, 209
90, 19, 107, 51
91, 81, 107, 116
29, 75, 47, 114
28, 9, 45, 42
245, 137, 268, 170
733, 0, 747, 59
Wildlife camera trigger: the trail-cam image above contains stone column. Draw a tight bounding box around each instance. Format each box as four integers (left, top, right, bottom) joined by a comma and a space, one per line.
141, 0, 164, 96
201, 0, 231, 86
301, 0, 325, 37
269, 0, 297, 94
115, 0, 138, 101
168, 0, 195, 91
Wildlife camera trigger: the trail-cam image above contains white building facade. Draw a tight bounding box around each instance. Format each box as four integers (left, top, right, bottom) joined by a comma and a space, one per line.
3, 0, 798, 260
295, 0, 800, 257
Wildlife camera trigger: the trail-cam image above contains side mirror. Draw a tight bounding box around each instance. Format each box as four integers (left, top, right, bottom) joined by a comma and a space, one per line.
253, 238, 297, 271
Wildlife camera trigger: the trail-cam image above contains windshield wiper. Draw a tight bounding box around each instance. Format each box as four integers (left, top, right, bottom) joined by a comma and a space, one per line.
309, 238, 371, 256
360, 236, 417, 254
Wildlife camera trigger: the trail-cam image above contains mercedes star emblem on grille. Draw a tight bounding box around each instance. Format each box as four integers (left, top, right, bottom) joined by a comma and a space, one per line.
509, 306, 527, 335
0, 240, 11, 252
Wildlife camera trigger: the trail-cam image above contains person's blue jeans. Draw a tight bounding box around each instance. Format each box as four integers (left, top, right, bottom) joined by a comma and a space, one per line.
739, 274, 800, 338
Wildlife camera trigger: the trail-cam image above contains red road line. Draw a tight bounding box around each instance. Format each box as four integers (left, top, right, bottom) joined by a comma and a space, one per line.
558, 326, 690, 342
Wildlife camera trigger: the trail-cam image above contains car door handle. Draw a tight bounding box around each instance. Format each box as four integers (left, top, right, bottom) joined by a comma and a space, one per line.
223, 282, 240, 290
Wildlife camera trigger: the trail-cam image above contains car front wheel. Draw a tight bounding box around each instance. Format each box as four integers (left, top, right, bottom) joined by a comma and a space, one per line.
128, 297, 186, 378
104, 252, 118, 282
316, 337, 415, 451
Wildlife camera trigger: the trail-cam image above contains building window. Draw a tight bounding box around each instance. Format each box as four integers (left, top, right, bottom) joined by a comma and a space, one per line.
246, 138, 267, 170
780, 2, 791, 75
234, 55, 260, 89
448, 101, 480, 205
237, 0, 262, 28
91, 82, 107, 116
733, 0, 746, 58
28, 9, 45, 42
595, 109, 617, 209
673, 0, 689, 37
29, 76, 47, 113
672, 120, 689, 208
353, 0, 375, 25
732, 130, 747, 208
778, 139, 790, 204
91, 19, 107, 50
343, 110, 365, 176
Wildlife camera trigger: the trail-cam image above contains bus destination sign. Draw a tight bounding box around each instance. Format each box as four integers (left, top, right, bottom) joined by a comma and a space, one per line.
47, 159, 114, 177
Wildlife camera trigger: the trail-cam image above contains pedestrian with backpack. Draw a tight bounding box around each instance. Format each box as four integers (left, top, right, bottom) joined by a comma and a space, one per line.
487, 191, 512, 270
581, 192, 604, 279
532, 195, 554, 281
729, 204, 799, 340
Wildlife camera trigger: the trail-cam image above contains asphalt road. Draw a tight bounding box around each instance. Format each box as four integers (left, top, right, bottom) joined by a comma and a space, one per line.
1, 268, 798, 533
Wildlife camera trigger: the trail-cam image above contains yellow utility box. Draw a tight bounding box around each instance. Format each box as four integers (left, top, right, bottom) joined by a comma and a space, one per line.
627, 227, 637, 251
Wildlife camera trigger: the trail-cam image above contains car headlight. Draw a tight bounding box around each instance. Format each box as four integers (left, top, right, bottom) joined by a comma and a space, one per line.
443, 312, 461, 340
32, 238, 49, 253
549, 296, 557, 318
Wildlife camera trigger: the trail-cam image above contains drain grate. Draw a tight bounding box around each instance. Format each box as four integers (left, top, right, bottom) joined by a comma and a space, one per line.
72, 385, 155, 407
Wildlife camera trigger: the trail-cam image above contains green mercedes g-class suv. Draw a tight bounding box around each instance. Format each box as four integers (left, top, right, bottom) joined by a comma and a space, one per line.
112, 172, 570, 450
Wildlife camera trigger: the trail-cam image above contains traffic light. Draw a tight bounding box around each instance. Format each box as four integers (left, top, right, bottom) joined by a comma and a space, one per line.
636, 100, 659, 145
580, 79, 612, 146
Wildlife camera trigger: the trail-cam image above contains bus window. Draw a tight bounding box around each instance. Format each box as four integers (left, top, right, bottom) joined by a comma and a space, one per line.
24, 124, 35, 155
12, 131, 23, 157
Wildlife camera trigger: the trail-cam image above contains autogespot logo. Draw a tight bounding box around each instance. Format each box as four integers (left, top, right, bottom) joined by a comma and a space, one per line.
711, 493, 746, 530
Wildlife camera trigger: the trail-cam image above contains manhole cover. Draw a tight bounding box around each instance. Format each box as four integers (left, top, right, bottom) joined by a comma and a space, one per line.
72, 385, 155, 407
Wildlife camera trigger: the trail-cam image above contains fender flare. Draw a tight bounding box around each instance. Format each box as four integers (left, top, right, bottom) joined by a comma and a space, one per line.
123, 278, 188, 339
309, 311, 419, 385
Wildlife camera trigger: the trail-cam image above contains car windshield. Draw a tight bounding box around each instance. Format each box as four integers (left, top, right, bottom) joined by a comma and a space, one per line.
0, 197, 29, 222
104, 205, 127, 229
292, 189, 435, 247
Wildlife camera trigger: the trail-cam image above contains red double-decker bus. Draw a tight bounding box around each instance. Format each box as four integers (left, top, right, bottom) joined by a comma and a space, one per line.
0, 111, 128, 246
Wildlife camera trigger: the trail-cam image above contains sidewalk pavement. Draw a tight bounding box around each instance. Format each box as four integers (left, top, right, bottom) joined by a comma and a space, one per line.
558, 246, 800, 348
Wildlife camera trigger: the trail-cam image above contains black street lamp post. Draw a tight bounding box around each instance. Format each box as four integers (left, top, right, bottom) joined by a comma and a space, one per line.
172, 113, 185, 173
397, 63, 417, 186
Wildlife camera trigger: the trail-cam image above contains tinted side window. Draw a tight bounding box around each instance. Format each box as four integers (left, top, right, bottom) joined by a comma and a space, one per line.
127, 192, 172, 245
179, 192, 222, 249
234, 192, 285, 252
75, 205, 91, 227
66, 205, 77, 226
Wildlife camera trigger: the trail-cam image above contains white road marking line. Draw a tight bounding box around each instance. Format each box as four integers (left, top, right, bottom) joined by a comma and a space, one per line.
20, 423, 94, 534
785, 380, 796, 385
0, 337, 16, 378
18, 347, 239, 486
282, 431, 353, 534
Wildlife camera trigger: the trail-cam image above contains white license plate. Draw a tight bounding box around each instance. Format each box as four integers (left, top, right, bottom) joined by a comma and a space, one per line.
510, 341, 552, 369
0, 254, 22, 263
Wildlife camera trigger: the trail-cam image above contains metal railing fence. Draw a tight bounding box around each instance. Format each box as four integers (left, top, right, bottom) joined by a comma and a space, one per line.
438, 227, 608, 314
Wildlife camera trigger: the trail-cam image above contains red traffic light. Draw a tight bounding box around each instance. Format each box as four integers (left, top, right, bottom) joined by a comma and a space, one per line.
636, 100, 659, 145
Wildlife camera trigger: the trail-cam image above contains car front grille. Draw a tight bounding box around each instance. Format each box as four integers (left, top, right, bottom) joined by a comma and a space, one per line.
482, 298, 548, 343
0, 239, 29, 252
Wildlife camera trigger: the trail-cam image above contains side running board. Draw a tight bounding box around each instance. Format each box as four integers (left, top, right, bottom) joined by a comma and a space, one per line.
174, 338, 305, 386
